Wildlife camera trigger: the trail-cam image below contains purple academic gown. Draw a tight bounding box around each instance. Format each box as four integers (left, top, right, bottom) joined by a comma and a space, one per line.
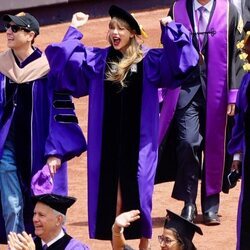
0, 49, 86, 242
159, 0, 238, 196
65, 239, 90, 250
34, 233, 90, 249
45, 23, 198, 239
228, 73, 250, 250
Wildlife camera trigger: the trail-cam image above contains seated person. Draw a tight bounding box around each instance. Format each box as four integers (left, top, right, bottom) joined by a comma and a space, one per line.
112, 209, 203, 250
7, 194, 89, 250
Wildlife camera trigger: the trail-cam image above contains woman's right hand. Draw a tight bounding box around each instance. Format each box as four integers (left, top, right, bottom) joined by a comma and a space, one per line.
160, 16, 173, 26
115, 210, 140, 228
71, 12, 89, 29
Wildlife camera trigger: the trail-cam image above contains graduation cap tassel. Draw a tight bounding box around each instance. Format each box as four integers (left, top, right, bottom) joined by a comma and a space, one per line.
131, 13, 148, 39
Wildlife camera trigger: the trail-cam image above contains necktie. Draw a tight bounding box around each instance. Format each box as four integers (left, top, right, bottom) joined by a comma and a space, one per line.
197, 6, 207, 46
43, 244, 48, 250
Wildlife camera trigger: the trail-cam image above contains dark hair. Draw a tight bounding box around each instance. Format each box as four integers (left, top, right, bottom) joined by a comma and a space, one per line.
171, 228, 197, 250
182, 237, 197, 250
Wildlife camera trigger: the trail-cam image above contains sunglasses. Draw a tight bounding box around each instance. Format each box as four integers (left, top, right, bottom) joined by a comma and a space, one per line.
5, 23, 30, 33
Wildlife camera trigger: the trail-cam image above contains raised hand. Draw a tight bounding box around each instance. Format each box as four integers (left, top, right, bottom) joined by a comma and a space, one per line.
46, 156, 61, 177
71, 12, 89, 29
115, 210, 140, 228
160, 16, 173, 26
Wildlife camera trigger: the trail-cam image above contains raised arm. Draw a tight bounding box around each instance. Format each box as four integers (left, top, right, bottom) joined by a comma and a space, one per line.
112, 210, 140, 250
159, 17, 199, 88
45, 12, 95, 98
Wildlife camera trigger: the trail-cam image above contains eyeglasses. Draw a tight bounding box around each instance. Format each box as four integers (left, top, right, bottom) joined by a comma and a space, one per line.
158, 235, 177, 247
5, 23, 30, 33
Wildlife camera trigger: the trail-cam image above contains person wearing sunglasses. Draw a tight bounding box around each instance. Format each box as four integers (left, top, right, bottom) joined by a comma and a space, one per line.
0, 12, 86, 243
112, 209, 203, 250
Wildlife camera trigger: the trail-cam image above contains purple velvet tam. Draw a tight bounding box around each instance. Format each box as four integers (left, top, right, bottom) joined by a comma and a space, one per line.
31, 164, 53, 195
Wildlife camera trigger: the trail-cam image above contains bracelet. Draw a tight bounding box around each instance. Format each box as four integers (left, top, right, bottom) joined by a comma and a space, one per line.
112, 224, 124, 236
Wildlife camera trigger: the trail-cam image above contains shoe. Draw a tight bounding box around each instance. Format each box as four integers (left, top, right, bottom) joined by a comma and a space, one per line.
203, 212, 220, 225
180, 203, 197, 222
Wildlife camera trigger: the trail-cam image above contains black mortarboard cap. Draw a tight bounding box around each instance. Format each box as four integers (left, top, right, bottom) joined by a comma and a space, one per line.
32, 194, 76, 215
2, 12, 40, 35
164, 210, 203, 241
109, 5, 141, 35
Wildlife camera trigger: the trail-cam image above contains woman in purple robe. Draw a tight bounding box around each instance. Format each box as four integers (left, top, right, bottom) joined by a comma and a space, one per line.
45, 5, 198, 249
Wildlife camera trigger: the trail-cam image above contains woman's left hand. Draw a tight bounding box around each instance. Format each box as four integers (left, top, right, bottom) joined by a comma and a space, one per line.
47, 156, 61, 177
227, 103, 236, 116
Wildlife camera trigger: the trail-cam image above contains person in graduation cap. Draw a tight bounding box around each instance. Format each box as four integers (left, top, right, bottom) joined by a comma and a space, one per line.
0, 12, 86, 243
45, 4, 198, 249
7, 194, 89, 250
156, 0, 244, 226
228, 21, 250, 250
159, 210, 203, 250
112, 209, 203, 250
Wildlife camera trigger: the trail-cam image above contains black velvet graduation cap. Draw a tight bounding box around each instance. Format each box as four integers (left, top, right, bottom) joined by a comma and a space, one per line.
164, 210, 203, 241
108, 5, 141, 35
32, 194, 76, 215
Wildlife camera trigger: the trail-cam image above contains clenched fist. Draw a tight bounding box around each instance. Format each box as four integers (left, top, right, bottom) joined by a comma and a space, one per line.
71, 12, 89, 29
160, 16, 173, 26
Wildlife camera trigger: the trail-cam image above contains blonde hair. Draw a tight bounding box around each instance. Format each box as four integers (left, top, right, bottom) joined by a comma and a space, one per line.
106, 18, 144, 87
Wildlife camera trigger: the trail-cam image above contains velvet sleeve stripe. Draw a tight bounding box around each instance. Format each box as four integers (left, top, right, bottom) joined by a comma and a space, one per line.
54, 114, 78, 123
53, 100, 75, 109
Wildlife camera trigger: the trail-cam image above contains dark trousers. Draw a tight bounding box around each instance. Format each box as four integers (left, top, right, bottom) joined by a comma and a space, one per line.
172, 88, 219, 213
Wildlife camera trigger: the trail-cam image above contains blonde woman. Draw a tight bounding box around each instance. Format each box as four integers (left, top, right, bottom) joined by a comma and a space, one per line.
45, 5, 198, 249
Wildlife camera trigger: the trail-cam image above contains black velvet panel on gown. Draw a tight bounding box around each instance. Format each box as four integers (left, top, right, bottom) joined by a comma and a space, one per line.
0, 79, 33, 240
2, 79, 33, 190
95, 48, 143, 240
34, 234, 72, 250
13, 82, 33, 191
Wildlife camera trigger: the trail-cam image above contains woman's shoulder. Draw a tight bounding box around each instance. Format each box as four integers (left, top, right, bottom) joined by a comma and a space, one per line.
143, 46, 164, 60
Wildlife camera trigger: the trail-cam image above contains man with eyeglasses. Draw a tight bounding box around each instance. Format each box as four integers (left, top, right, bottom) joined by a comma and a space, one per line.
0, 12, 86, 243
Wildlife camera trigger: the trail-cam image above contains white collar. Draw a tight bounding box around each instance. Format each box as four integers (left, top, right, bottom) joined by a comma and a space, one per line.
193, 0, 214, 12
42, 229, 65, 247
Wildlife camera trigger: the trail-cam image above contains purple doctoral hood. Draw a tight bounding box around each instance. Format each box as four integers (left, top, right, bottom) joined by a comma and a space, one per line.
160, 0, 229, 196
65, 238, 90, 250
